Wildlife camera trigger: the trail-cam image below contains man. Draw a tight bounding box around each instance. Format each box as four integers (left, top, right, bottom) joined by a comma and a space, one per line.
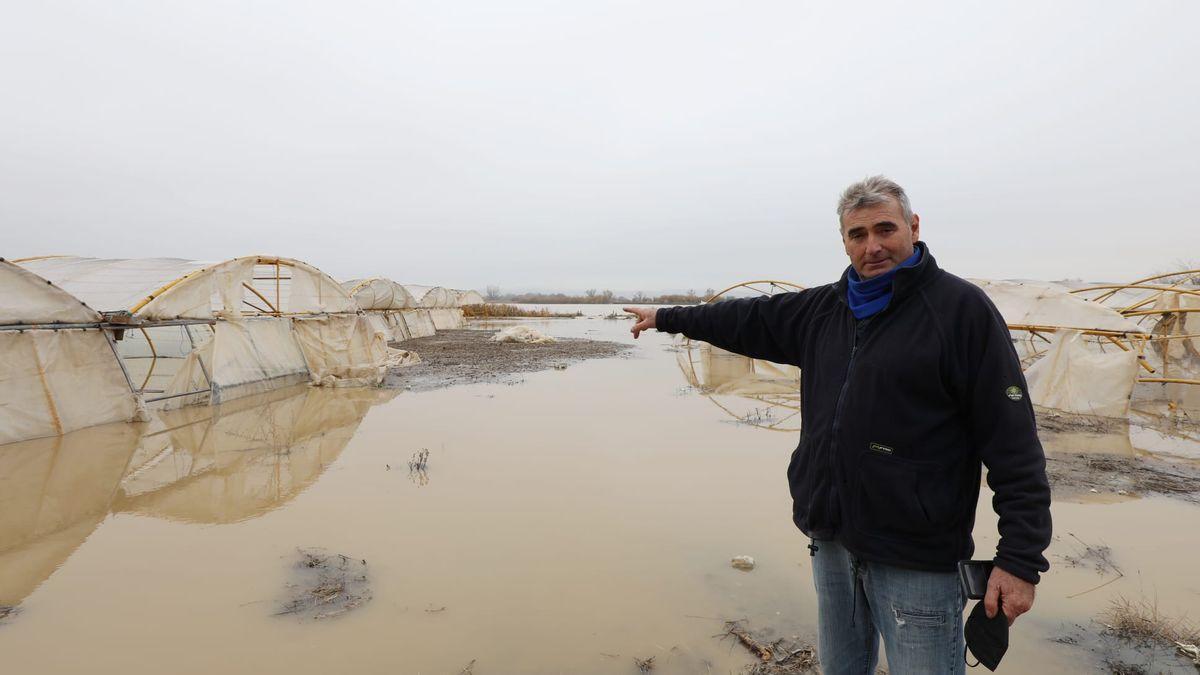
625, 176, 1051, 674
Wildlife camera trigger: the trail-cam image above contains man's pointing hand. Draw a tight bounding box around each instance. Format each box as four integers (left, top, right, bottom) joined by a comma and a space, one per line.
623, 306, 657, 339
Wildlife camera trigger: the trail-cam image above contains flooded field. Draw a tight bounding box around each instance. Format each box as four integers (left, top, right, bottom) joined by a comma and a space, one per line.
2, 305, 1199, 674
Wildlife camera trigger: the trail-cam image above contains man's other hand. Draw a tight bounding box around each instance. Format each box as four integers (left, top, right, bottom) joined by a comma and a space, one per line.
623, 306, 657, 339
984, 565, 1035, 625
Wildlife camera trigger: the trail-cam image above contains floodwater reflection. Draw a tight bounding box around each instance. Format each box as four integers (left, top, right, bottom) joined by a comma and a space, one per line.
675, 337, 803, 432
116, 385, 394, 524
0, 385, 394, 610
0, 423, 141, 607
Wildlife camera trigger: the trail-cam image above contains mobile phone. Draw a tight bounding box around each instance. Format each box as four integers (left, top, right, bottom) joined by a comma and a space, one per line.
957, 560, 994, 600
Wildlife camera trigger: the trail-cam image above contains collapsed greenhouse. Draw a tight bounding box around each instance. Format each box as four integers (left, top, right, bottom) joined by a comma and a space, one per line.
10, 255, 387, 418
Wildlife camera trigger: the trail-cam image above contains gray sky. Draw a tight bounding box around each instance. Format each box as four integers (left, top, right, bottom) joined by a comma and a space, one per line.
2, 1, 1197, 293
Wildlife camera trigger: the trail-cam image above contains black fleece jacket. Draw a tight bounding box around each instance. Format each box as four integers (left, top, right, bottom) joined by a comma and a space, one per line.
656, 244, 1052, 583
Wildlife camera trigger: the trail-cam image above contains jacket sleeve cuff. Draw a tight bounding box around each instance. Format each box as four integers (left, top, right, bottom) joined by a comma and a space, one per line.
655, 307, 677, 334
993, 557, 1041, 585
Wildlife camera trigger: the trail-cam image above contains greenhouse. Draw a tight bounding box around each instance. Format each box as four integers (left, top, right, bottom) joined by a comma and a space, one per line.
14, 255, 387, 411
454, 289, 487, 306
404, 284, 465, 330
972, 279, 1149, 418
0, 259, 140, 445
341, 277, 417, 342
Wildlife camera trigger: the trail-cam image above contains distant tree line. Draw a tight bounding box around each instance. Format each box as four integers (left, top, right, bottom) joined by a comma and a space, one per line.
484, 286, 716, 305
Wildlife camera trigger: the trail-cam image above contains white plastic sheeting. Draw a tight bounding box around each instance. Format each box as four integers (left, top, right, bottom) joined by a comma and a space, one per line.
0, 261, 138, 445
0, 330, 141, 445
0, 259, 100, 325
161, 317, 310, 408
1025, 330, 1139, 418
384, 311, 413, 342
365, 313, 391, 342
17, 256, 358, 319
292, 314, 388, 387
490, 325, 556, 344
1149, 291, 1200, 362
403, 285, 457, 308
429, 308, 466, 330
454, 289, 486, 306
972, 279, 1145, 334
362, 310, 414, 343
341, 278, 416, 310
401, 309, 437, 338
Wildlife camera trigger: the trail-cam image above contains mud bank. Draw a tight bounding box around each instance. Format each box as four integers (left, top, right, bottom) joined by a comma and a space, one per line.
384, 329, 632, 392
1045, 452, 1200, 503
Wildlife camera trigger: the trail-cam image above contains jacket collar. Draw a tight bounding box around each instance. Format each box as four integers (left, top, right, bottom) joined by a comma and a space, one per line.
833, 242, 940, 307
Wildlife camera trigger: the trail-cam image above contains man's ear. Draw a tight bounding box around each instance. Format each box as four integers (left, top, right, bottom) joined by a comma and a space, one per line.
910, 213, 921, 243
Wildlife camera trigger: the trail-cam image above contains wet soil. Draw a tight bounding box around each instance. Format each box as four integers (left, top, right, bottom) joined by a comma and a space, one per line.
1045, 452, 1200, 503
1035, 408, 1200, 502
384, 329, 632, 392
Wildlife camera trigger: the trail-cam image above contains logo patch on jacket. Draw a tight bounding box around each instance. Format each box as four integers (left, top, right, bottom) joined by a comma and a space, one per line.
1005, 386, 1023, 401
868, 442, 894, 455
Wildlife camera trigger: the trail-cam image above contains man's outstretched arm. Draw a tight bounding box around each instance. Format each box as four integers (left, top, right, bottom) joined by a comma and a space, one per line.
624, 292, 812, 365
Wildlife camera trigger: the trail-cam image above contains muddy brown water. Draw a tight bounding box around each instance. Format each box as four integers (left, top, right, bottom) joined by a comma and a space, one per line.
1, 306, 1199, 674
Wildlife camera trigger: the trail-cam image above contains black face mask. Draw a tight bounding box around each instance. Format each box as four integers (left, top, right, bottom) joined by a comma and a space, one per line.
964, 600, 1009, 670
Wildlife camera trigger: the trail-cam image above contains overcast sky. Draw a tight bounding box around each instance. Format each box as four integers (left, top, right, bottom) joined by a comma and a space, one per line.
2, 1, 1197, 293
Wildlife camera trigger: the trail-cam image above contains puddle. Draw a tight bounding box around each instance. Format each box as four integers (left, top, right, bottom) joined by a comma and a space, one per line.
0, 306, 1198, 674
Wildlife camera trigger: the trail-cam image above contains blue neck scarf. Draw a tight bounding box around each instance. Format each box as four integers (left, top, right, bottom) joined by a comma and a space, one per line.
845, 247, 923, 320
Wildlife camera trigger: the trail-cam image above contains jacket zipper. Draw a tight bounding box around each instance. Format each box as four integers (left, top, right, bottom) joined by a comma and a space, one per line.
822, 313, 860, 530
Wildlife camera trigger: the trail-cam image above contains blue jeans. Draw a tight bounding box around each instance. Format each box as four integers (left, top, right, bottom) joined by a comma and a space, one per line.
811, 538, 966, 675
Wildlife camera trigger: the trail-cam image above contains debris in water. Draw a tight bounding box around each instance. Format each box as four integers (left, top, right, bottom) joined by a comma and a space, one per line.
731, 555, 756, 571
274, 548, 371, 621
633, 655, 656, 672
717, 620, 818, 674
457, 658, 477, 674
408, 448, 429, 471
408, 448, 430, 486
490, 325, 557, 344
1058, 533, 1122, 577
0, 605, 18, 623
384, 348, 421, 368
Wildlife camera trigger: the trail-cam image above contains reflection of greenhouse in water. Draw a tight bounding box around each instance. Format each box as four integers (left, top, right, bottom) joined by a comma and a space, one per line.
0, 385, 391, 609
676, 281, 805, 432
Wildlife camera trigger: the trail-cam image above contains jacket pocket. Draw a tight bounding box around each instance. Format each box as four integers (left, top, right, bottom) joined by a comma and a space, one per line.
787, 437, 827, 533
853, 449, 956, 538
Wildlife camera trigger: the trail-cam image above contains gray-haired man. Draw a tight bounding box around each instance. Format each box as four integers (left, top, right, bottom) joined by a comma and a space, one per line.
626, 176, 1051, 673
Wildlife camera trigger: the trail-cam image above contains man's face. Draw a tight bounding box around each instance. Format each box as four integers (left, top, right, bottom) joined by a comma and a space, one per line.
840, 199, 920, 279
